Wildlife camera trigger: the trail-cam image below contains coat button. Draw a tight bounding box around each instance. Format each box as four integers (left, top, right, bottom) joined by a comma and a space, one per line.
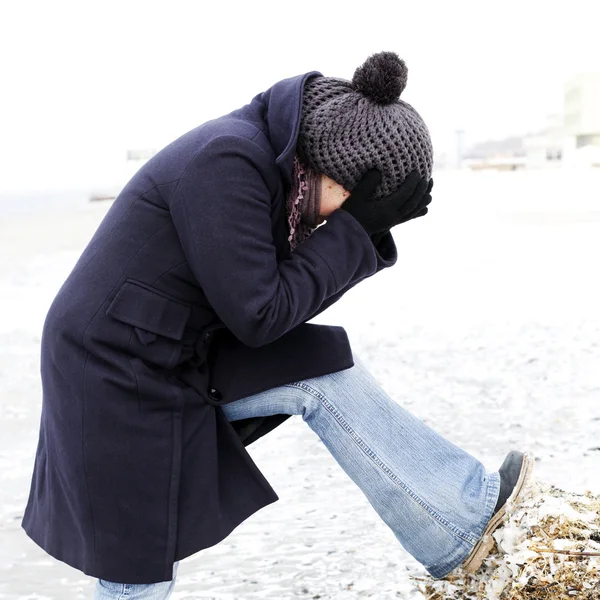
208, 387, 222, 402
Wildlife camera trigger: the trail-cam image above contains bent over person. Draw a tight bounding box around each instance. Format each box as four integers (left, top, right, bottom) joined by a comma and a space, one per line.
22, 52, 533, 599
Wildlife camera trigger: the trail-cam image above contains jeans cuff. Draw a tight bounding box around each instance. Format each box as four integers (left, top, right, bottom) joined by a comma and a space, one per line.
425, 469, 501, 580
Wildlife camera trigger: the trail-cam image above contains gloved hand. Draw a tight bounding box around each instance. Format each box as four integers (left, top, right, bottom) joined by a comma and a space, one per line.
370, 177, 434, 245
342, 170, 433, 236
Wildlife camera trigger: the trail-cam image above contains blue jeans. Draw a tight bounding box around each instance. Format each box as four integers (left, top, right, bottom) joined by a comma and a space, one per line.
94, 357, 500, 599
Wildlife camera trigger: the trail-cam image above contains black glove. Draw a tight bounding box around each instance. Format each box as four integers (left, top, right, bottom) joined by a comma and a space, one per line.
342, 170, 433, 236
371, 178, 433, 246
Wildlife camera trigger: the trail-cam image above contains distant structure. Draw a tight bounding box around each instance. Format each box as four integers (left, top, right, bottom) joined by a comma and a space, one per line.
455, 71, 600, 171
462, 136, 527, 171
563, 72, 600, 167
523, 114, 565, 168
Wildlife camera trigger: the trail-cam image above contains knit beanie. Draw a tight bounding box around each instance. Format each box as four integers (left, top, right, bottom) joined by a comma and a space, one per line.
297, 52, 433, 200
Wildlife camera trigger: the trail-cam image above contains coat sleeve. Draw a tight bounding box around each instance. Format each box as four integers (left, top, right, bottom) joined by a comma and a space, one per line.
169, 134, 396, 348
307, 231, 397, 321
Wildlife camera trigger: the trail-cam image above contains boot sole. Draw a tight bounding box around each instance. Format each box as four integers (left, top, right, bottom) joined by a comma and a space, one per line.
460, 452, 535, 574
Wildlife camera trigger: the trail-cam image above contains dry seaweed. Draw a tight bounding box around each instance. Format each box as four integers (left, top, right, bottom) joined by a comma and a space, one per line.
415, 481, 600, 600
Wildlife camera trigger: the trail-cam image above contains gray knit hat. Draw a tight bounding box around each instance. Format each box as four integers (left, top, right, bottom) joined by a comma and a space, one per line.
297, 52, 433, 200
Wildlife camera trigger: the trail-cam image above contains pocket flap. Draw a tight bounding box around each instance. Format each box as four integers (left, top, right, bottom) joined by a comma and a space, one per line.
106, 279, 191, 341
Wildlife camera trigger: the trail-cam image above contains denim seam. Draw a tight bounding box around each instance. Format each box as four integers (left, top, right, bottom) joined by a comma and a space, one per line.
286, 381, 480, 546
481, 470, 501, 534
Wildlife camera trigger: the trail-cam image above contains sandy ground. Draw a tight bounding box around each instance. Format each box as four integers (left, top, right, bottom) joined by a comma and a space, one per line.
1, 169, 599, 599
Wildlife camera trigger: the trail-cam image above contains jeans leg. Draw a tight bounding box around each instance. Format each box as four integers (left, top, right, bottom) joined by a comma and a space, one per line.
93, 562, 179, 600
221, 357, 500, 579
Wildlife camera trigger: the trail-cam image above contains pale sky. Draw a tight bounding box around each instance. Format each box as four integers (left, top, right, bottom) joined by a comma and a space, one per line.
1, 0, 599, 192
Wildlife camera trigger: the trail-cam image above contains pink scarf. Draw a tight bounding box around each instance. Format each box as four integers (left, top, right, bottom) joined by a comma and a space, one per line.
286, 156, 322, 251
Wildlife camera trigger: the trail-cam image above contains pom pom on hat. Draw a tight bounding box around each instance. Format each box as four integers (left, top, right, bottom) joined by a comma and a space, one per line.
352, 51, 408, 105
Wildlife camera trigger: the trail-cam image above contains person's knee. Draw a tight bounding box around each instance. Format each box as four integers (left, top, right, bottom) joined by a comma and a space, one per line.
283, 381, 322, 420
285, 357, 376, 416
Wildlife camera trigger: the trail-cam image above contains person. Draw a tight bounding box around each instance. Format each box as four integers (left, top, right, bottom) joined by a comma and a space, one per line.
22, 52, 534, 599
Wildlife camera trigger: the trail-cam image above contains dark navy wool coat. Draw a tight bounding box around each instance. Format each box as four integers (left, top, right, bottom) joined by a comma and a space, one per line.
22, 72, 398, 584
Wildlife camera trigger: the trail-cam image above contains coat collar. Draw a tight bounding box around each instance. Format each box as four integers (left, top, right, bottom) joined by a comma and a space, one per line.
256, 71, 321, 186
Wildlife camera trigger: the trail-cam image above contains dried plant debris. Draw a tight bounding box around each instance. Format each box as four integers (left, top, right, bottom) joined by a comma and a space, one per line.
417, 481, 600, 600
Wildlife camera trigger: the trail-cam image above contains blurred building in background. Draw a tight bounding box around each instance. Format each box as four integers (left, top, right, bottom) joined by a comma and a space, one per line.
454, 72, 600, 171
461, 136, 527, 171
523, 114, 565, 168
563, 72, 600, 167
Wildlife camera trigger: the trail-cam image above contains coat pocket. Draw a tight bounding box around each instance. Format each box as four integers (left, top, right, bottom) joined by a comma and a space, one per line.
106, 279, 192, 369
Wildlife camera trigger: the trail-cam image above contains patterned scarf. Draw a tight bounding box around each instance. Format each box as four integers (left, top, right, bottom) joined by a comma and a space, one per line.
286, 156, 322, 251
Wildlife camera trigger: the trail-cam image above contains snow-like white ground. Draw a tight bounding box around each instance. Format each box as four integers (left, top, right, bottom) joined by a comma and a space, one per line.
1, 169, 599, 599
